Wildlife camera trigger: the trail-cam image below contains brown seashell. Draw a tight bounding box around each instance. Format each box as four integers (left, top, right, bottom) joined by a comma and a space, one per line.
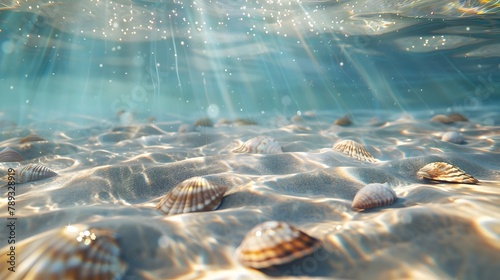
333, 115, 352, 126
351, 182, 397, 210
447, 113, 468, 122
194, 117, 213, 127
157, 177, 228, 215
20, 133, 46, 144
0, 224, 127, 280
236, 221, 321, 269
332, 140, 376, 162
417, 162, 479, 184
0, 147, 24, 162
17, 163, 58, 184
233, 118, 258, 126
430, 114, 454, 124
232, 136, 283, 154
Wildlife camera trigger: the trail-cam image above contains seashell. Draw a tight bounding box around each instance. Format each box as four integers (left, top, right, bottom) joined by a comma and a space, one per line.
0, 224, 127, 279
333, 115, 352, 126
417, 162, 479, 184
194, 117, 213, 127
0, 147, 24, 162
20, 133, 46, 144
332, 139, 376, 162
351, 182, 397, 210
447, 113, 468, 122
232, 136, 283, 154
17, 163, 58, 184
157, 176, 228, 215
430, 114, 454, 124
236, 221, 321, 269
441, 131, 465, 144
233, 118, 258, 126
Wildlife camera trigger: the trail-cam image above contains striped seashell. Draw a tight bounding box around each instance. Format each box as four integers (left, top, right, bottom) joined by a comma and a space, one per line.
417, 162, 479, 184
0, 224, 127, 280
441, 131, 465, 144
351, 182, 397, 210
17, 163, 57, 184
0, 147, 24, 162
157, 177, 228, 215
332, 139, 376, 162
232, 136, 283, 154
236, 221, 321, 269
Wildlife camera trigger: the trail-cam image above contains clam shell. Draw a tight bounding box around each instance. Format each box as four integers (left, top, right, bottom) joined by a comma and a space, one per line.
447, 113, 468, 122
232, 136, 283, 154
352, 182, 397, 210
417, 162, 479, 184
332, 140, 376, 162
0, 224, 127, 280
0, 147, 24, 162
18, 163, 58, 184
236, 221, 321, 269
157, 177, 228, 215
430, 114, 454, 124
333, 115, 352, 126
441, 131, 465, 144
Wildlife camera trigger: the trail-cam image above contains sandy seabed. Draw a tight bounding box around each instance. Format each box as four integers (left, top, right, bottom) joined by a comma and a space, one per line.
1, 109, 499, 280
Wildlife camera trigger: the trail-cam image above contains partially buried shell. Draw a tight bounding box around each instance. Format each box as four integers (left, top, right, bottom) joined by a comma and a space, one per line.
352, 182, 397, 210
18, 163, 58, 184
236, 221, 321, 269
417, 162, 479, 184
0, 147, 24, 162
0, 224, 127, 280
232, 136, 283, 154
333, 139, 376, 162
157, 176, 228, 215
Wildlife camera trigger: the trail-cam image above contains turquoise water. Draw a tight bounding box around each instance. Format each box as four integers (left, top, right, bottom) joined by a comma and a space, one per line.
1, 0, 499, 122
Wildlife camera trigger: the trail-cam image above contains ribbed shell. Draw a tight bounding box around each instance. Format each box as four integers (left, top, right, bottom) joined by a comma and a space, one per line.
352, 182, 397, 210
0, 224, 126, 280
236, 221, 321, 269
417, 162, 479, 184
18, 163, 58, 184
0, 147, 24, 162
232, 136, 283, 154
157, 177, 228, 215
332, 140, 376, 162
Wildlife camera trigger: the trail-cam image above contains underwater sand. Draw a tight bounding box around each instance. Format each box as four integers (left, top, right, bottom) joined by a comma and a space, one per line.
1, 109, 500, 279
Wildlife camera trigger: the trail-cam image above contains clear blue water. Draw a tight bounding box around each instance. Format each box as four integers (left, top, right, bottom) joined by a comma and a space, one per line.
0, 0, 499, 123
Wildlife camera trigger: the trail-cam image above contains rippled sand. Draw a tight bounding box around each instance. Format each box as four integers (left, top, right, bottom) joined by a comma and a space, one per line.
1, 110, 500, 279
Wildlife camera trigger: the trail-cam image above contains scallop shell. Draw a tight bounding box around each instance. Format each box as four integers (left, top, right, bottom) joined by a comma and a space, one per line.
332, 140, 376, 162
18, 163, 58, 184
417, 162, 479, 184
0, 147, 24, 162
236, 221, 321, 269
441, 131, 465, 144
0, 224, 127, 280
157, 177, 228, 215
232, 136, 283, 154
351, 182, 397, 210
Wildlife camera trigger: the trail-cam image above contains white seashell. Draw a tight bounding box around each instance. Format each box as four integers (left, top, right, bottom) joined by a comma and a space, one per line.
332, 140, 376, 162
17, 163, 58, 184
157, 177, 228, 215
236, 221, 321, 269
441, 131, 464, 144
0, 147, 24, 162
232, 136, 283, 154
0, 224, 127, 280
417, 162, 479, 184
351, 182, 397, 210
